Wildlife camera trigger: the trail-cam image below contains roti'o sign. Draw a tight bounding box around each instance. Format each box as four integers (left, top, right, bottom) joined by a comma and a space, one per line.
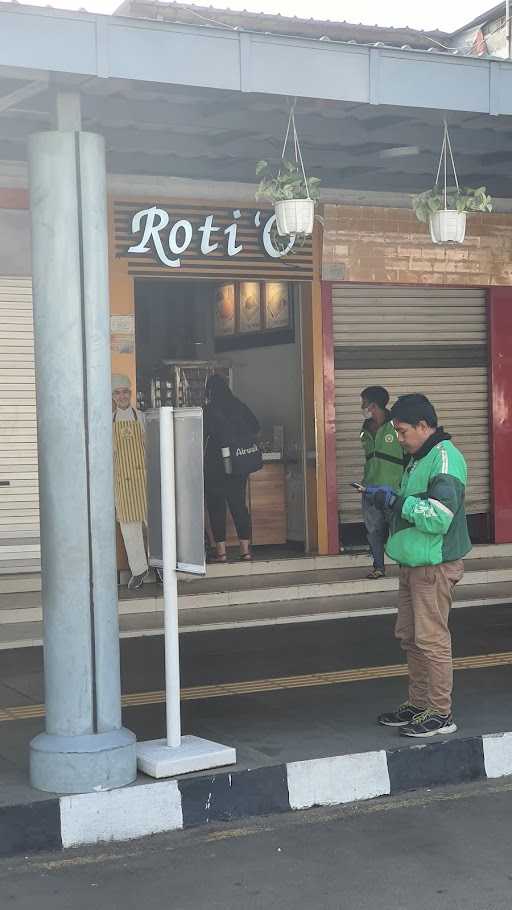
127, 205, 296, 268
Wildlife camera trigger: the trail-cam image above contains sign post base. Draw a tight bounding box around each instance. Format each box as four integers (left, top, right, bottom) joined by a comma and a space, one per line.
136, 735, 237, 779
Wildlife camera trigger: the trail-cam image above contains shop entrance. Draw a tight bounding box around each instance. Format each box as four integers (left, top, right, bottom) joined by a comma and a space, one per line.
134, 278, 310, 556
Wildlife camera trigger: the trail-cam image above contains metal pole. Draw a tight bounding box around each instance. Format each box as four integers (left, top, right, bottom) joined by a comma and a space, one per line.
28, 130, 136, 793
160, 407, 181, 748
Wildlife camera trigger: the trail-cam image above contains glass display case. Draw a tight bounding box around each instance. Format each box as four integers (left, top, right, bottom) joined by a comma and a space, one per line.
137, 361, 232, 410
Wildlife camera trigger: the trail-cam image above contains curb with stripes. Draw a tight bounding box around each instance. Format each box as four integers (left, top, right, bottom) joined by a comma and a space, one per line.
2, 730, 512, 856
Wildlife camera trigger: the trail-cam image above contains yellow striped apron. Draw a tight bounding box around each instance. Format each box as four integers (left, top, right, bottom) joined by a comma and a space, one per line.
113, 411, 147, 523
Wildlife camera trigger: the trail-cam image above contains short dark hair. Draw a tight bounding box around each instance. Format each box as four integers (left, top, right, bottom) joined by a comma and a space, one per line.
361, 386, 389, 410
390, 394, 438, 428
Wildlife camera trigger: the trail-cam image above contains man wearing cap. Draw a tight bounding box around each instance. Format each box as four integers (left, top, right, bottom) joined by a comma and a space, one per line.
360, 385, 405, 579
112, 374, 148, 589
363, 394, 471, 738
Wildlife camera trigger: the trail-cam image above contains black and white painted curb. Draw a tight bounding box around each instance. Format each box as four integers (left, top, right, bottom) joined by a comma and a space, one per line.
2, 731, 512, 855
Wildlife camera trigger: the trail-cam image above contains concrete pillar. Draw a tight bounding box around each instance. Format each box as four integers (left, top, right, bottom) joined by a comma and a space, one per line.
28, 130, 136, 793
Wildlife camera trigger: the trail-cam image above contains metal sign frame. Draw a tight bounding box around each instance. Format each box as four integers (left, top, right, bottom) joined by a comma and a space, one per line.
145, 406, 205, 576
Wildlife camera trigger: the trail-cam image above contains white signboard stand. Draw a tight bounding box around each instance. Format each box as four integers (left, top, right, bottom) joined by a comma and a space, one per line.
136, 407, 236, 778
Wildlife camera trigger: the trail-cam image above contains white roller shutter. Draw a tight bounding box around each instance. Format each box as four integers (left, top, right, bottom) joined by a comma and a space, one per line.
332, 286, 489, 523
0, 277, 40, 573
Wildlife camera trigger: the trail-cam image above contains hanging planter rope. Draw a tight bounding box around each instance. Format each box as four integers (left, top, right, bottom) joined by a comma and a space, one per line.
429, 120, 466, 244
255, 100, 320, 238
275, 104, 314, 236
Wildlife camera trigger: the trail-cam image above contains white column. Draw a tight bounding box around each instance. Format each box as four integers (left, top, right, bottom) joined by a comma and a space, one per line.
28, 130, 136, 793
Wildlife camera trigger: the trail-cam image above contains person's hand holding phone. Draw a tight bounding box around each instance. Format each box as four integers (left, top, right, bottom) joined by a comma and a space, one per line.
364, 484, 399, 510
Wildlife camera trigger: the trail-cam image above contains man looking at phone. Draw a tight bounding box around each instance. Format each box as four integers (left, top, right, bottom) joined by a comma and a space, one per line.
360, 386, 405, 579
364, 394, 471, 737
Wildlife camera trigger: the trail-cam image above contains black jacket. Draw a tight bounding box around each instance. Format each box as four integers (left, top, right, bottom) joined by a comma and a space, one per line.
204, 398, 259, 484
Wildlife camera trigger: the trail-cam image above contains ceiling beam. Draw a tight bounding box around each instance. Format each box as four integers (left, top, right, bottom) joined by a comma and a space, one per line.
2, 5, 512, 116
0, 78, 48, 115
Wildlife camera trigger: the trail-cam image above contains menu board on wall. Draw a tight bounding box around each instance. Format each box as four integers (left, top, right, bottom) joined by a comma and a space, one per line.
213, 284, 236, 337
214, 281, 293, 351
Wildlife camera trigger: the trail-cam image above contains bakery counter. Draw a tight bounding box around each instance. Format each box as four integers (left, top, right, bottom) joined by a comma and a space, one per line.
226, 459, 287, 546
249, 460, 287, 545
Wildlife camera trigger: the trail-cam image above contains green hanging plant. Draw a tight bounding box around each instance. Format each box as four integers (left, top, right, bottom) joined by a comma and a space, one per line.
413, 185, 493, 224
255, 159, 321, 204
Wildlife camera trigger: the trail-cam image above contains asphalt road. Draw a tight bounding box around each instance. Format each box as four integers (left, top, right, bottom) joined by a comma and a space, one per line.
2, 780, 512, 909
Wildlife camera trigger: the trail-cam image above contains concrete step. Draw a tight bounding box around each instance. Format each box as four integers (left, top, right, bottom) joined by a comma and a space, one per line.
2, 543, 512, 594
2, 555, 512, 623
0, 579, 511, 649
174, 556, 512, 609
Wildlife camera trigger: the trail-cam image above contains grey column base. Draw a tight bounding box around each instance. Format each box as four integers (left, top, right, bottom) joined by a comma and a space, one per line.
30, 728, 137, 795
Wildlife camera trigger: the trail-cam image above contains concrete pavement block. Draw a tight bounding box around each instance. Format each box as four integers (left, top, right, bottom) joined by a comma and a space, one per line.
482, 732, 512, 779
287, 750, 390, 810
60, 779, 183, 848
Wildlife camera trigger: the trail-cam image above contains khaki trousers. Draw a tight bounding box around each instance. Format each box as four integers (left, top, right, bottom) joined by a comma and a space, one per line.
395, 560, 464, 715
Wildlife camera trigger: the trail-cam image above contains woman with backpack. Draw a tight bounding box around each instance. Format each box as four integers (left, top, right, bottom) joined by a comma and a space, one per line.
204, 373, 261, 563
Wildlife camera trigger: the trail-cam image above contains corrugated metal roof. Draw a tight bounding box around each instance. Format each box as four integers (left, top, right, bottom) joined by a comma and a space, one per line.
114, 0, 455, 51
1, 0, 502, 57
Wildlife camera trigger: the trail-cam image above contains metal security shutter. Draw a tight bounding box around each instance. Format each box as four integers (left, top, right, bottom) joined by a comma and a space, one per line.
333, 286, 489, 522
0, 277, 40, 572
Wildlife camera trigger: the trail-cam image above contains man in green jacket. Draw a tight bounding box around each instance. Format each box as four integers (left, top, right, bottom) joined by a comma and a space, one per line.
360, 386, 405, 579
364, 394, 471, 738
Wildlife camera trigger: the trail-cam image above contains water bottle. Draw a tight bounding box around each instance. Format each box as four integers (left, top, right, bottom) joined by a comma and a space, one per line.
221, 446, 233, 475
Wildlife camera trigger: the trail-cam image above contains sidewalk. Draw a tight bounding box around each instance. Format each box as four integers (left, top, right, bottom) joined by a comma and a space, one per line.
1, 657, 512, 854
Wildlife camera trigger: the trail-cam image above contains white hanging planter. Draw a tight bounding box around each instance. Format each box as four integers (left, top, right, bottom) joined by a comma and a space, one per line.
412, 120, 492, 246
275, 198, 315, 236
256, 103, 320, 239
429, 210, 466, 244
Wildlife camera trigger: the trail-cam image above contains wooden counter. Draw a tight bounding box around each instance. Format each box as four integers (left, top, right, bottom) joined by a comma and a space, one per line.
249, 462, 287, 545
226, 462, 287, 546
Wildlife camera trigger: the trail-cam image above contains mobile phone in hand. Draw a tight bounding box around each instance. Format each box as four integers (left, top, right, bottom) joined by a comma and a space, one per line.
350, 482, 366, 492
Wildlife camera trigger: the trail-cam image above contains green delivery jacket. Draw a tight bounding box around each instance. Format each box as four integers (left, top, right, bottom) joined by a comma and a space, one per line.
386, 429, 472, 568
360, 413, 405, 491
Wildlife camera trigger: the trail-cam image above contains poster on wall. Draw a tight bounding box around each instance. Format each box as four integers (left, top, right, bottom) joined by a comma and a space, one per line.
111, 334, 135, 354
110, 314, 135, 354
214, 284, 236, 336
239, 282, 262, 333
214, 281, 293, 352
264, 283, 290, 330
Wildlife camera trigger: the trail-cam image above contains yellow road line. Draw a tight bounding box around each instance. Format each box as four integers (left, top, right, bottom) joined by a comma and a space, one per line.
2, 650, 512, 723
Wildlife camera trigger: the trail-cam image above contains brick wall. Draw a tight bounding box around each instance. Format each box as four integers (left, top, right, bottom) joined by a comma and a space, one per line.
322, 204, 512, 286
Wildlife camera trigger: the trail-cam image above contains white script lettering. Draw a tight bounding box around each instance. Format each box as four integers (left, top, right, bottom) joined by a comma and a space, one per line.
128, 207, 296, 268
224, 210, 243, 257
198, 214, 220, 255
128, 206, 181, 268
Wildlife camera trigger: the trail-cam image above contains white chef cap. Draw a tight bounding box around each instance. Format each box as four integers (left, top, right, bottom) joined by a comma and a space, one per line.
111, 374, 131, 392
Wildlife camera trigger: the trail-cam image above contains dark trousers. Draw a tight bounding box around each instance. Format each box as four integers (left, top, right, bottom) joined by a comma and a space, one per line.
362, 499, 389, 571
206, 475, 251, 542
